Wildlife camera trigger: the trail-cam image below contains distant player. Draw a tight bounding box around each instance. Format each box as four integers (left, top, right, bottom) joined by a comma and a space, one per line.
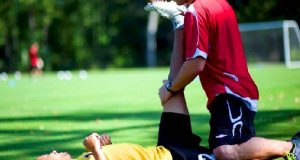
145, 0, 300, 159
29, 42, 44, 75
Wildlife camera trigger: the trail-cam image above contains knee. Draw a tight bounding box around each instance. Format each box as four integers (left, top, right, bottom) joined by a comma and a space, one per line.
213, 145, 239, 160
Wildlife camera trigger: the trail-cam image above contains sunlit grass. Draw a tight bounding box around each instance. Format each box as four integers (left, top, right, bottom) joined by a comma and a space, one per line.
0, 65, 299, 160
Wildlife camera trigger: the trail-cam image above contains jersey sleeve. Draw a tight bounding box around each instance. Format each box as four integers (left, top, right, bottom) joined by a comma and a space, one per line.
184, 8, 209, 60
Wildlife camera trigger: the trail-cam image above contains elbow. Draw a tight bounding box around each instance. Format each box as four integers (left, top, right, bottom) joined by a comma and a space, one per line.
198, 57, 206, 72
190, 64, 203, 78
195, 58, 205, 73
198, 62, 205, 72
184, 57, 205, 76
193, 66, 203, 76
191, 57, 206, 73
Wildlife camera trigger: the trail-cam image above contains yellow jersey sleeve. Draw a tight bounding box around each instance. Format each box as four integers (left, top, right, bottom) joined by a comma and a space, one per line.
102, 143, 172, 160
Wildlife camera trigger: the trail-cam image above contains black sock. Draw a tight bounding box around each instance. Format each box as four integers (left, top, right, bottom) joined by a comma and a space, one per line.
157, 112, 201, 147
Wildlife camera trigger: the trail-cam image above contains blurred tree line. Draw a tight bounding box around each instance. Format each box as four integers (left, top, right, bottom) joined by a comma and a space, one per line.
0, 0, 299, 72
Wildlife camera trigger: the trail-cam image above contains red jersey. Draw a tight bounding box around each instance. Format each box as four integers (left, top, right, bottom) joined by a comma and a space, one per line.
184, 0, 259, 111
29, 44, 38, 67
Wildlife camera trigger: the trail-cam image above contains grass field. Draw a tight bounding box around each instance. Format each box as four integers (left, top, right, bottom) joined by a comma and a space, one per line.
0, 64, 299, 160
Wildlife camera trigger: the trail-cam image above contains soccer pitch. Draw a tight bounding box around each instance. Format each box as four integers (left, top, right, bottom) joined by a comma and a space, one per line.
0, 64, 299, 160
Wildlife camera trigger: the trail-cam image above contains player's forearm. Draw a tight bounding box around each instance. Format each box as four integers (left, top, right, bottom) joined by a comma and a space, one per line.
171, 63, 197, 91
171, 58, 204, 91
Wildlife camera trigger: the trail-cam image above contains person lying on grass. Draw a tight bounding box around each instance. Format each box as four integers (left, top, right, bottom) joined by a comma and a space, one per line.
37, 94, 215, 160
36, 133, 112, 160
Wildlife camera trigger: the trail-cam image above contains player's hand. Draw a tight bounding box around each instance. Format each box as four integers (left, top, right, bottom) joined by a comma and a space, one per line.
158, 80, 172, 105
99, 134, 112, 146
83, 133, 102, 152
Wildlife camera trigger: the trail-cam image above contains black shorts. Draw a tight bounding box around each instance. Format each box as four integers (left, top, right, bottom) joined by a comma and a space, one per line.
157, 112, 214, 160
208, 94, 256, 150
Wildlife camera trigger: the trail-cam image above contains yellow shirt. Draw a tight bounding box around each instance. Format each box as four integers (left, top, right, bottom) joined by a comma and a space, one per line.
76, 152, 93, 160
75, 143, 172, 160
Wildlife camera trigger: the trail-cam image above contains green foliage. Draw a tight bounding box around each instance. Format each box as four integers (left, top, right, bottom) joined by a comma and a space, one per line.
0, 0, 149, 71
229, 0, 300, 23
237, 0, 277, 22
0, 0, 299, 71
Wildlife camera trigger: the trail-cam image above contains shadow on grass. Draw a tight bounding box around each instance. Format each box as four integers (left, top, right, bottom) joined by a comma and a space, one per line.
0, 109, 299, 159
0, 111, 165, 159
0, 111, 162, 122
0, 123, 159, 159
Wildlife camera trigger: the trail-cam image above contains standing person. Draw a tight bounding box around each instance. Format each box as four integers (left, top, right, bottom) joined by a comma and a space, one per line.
29, 42, 43, 75
145, 0, 300, 159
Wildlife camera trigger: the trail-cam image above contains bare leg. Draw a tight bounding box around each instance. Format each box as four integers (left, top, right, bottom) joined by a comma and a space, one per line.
168, 29, 185, 81
156, 21, 209, 156
163, 29, 187, 113
144, 0, 186, 112
214, 137, 293, 160
157, 29, 201, 145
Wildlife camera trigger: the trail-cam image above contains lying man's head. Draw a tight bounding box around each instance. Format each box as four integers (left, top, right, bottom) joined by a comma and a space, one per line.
37, 150, 72, 160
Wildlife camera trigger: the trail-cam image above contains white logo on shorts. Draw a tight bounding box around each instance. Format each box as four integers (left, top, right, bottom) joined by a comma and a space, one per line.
227, 100, 243, 138
215, 134, 227, 139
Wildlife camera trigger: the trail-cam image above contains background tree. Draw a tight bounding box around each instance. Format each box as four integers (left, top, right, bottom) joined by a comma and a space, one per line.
0, 0, 299, 72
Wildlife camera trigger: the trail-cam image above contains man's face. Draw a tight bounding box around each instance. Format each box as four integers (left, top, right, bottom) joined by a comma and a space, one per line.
37, 150, 72, 160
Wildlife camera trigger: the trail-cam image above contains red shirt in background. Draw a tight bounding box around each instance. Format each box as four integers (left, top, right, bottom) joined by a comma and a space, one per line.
29, 44, 39, 68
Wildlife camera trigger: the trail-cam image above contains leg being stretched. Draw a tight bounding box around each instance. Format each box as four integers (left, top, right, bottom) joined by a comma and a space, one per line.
146, 2, 214, 159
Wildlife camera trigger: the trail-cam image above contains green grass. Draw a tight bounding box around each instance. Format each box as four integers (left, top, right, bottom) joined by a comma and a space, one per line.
0, 64, 299, 160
